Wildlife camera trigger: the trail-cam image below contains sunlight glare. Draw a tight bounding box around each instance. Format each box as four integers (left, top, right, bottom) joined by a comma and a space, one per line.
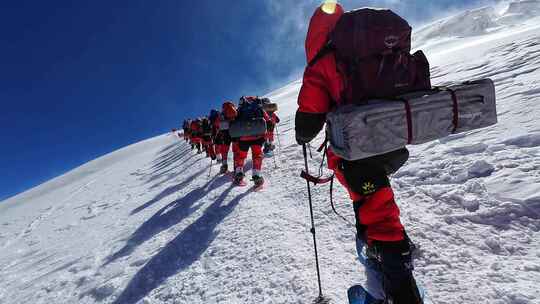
321, 0, 337, 14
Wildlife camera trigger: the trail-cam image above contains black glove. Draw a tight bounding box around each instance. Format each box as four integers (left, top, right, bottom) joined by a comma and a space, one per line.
295, 110, 326, 145
296, 133, 312, 145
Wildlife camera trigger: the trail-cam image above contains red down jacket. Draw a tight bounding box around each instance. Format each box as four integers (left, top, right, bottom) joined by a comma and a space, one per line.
190, 120, 202, 143
295, 4, 405, 243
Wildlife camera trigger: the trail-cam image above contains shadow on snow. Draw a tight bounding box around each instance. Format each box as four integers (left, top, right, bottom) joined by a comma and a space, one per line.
112, 184, 253, 304
147, 155, 206, 191
105, 174, 230, 266
146, 145, 193, 183
151, 145, 188, 170
132, 160, 209, 216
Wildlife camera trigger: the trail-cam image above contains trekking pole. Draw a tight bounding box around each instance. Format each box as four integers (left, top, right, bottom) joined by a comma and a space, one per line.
301, 144, 330, 304
272, 151, 278, 169
275, 125, 282, 157
208, 158, 213, 178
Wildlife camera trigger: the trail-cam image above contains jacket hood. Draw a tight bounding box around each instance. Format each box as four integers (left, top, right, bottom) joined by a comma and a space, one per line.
305, 4, 344, 63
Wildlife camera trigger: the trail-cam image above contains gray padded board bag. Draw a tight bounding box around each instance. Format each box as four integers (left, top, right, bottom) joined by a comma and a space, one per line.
326, 78, 497, 160
228, 118, 267, 138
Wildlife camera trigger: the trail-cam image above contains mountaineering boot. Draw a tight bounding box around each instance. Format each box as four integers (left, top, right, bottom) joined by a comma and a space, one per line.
219, 163, 228, 174
252, 175, 264, 187
233, 171, 245, 185
371, 239, 423, 304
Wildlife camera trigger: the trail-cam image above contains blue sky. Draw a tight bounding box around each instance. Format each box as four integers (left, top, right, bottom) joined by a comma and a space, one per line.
0, 0, 499, 201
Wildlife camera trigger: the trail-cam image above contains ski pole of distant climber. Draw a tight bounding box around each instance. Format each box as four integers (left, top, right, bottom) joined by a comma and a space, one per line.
275, 124, 282, 157
302, 144, 329, 304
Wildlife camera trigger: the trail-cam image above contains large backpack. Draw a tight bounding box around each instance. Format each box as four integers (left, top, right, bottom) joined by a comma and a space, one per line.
201, 118, 212, 136
190, 119, 201, 136
229, 100, 267, 138
311, 8, 431, 104
237, 101, 264, 121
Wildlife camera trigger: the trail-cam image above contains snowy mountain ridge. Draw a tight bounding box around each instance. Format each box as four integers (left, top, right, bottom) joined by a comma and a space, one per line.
413, 0, 540, 51
1, 3, 540, 304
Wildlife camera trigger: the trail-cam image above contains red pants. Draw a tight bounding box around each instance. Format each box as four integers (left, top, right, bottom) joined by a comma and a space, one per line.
205, 144, 216, 158
265, 132, 275, 142
219, 143, 231, 162
328, 149, 404, 243
202, 138, 216, 158
234, 139, 264, 171
215, 131, 232, 163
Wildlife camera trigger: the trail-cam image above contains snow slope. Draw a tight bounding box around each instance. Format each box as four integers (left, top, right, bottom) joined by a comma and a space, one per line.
1, 2, 540, 303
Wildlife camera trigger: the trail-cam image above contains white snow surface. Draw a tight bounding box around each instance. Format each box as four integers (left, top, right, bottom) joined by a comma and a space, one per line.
2, 2, 540, 303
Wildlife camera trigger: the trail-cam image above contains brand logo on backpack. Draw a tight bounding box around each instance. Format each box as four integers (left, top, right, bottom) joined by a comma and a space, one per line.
384, 35, 399, 48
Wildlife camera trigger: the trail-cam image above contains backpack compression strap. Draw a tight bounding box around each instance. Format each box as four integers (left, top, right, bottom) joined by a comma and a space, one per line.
433, 86, 460, 134
395, 98, 413, 145
308, 42, 335, 67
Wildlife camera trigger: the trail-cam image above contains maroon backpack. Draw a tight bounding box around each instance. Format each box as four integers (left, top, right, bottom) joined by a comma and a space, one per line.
311, 8, 431, 103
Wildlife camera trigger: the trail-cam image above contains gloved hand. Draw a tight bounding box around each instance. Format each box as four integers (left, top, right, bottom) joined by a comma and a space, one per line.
295, 110, 326, 145
296, 133, 313, 145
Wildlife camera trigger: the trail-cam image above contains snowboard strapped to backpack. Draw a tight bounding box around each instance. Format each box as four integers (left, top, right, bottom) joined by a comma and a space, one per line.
327, 79, 498, 160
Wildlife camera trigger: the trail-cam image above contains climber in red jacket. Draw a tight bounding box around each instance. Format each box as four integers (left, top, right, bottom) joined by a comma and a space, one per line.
295, 3, 422, 304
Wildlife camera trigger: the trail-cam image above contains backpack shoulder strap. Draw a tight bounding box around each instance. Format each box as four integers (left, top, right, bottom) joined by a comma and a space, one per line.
308, 42, 335, 67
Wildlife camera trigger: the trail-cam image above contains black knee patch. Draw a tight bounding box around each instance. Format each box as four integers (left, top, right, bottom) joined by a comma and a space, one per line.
341, 160, 390, 196
238, 138, 265, 151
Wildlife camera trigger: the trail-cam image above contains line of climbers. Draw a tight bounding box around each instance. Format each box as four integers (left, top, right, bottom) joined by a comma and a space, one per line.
173, 1, 497, 303
180, 96, 280, 188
